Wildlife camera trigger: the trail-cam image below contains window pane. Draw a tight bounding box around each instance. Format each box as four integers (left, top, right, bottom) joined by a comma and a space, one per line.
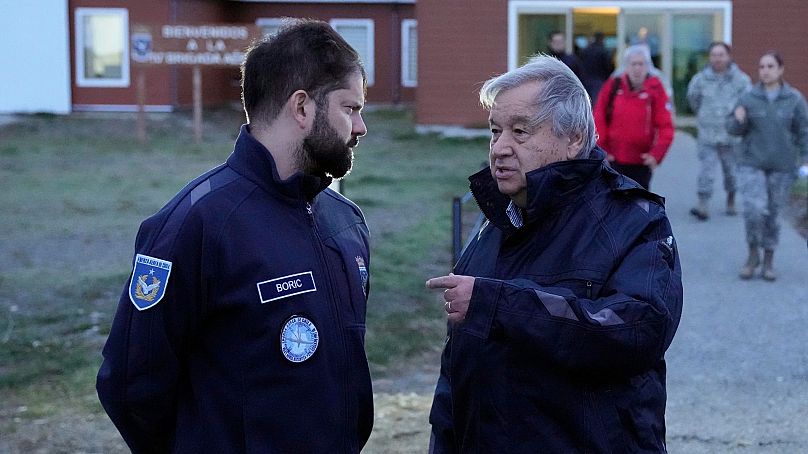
672, 13, 720, 113
257, 20, 282, 38
82, 14, 124, 80
624, 13, 664, 69
336, 25, 368, 59
333, 23, 373, 85
517, 14, 565, 66
407, 24, 417, 83
260, 25, 280, 37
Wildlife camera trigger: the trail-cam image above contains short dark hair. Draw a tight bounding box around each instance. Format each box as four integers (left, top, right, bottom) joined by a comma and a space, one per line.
241, 19, 366, 125
707, 41, 731, 54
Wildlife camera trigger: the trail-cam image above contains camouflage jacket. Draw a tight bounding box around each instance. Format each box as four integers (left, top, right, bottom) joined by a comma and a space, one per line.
687, 63, 751, 145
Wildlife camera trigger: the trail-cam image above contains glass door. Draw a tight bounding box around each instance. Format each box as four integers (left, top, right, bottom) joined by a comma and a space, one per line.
517, 14, 565, 65
621, 12, 666, 71
572, 7, 618, 65
671, 13, 724, 113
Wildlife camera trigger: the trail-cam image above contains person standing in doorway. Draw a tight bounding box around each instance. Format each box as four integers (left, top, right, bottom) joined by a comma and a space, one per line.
593, 44, 674, 190
687, 42, 751, 220
547, 30, 583, 81
580, 32, 614, 104
729, 51, 808, 280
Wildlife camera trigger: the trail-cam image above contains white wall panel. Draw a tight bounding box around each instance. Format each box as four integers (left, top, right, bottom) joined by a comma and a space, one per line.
0, 0, 71, 113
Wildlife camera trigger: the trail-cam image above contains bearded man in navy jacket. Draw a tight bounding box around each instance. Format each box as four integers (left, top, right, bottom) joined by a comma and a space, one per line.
97, 20, 373, 453
427, 55, 683, 453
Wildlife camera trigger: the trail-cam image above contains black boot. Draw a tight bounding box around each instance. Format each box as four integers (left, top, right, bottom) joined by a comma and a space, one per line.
690, 197, 709, 221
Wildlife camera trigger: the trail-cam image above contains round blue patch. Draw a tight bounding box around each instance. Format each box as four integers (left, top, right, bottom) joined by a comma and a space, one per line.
280, 316, 319, 363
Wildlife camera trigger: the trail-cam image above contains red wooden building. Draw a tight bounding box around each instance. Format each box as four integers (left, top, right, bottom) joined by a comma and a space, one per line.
66, 0, 415, 112
2, 0, 806, 127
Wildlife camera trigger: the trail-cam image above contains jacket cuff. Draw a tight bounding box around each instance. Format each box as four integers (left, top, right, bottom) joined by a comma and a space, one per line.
650, 148, 666, 164
461, 278, 501, 340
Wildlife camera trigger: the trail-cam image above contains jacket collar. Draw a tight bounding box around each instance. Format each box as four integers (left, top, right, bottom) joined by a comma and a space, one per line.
469, 146, 610, 233
226, 124, 332, 202
750, 81, 796, 100
703, 62, 740, 79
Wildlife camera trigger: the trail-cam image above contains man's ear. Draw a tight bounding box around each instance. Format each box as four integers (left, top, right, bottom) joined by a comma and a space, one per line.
289, 90, 315, 130
566, 133, 585, 158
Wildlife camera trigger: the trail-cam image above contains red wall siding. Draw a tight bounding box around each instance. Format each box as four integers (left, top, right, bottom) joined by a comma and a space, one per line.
731, 0, 808, 96
416, 0, 508, 128
229, 3, 415, 104
69, 1, 414, 109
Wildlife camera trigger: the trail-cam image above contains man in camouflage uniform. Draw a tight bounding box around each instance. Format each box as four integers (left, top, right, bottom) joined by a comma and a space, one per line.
687, 42, 751, 220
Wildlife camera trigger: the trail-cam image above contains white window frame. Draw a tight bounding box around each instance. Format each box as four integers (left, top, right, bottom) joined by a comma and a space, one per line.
75, 7, 130, 88
401, 19, 417, 87
256, 17, 285, 37
329, 18, 375, 87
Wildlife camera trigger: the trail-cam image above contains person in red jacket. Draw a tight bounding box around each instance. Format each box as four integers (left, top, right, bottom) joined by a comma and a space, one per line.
593, 44, 674, 189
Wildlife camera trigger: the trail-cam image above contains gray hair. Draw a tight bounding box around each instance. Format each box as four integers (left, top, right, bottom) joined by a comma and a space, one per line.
622, 44, 653, 69
479, 54, 596, 158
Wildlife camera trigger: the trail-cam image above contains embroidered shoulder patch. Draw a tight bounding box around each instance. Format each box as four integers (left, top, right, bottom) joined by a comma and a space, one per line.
128, 254, 173, 311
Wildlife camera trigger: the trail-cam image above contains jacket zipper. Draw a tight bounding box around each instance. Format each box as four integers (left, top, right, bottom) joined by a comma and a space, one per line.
586, 280, 593, 299
305, 202, 353, 452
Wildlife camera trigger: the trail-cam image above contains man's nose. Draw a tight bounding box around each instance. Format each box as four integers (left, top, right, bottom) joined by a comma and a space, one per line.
490, 136, 512, 157
352, 114, 367, 137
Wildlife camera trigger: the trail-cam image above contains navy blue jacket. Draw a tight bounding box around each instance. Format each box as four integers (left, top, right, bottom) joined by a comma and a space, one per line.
430, 148, 682, 453
97, 125, 373, 453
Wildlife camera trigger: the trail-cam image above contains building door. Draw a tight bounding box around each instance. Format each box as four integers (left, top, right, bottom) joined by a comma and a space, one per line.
671, 12, 725, 113
621, 12, 666, 71
572, 7, 618, 59
517, 13, 565, 65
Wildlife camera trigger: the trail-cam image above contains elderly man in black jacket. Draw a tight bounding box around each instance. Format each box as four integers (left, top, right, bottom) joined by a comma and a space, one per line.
427, 55, 683, 453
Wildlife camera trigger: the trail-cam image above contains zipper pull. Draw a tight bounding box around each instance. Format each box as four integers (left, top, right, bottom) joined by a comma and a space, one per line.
586, 281, 593, 299
305, 202, 314, 225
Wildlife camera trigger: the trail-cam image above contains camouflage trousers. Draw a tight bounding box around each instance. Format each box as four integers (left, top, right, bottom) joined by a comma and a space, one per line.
696, 142, 736, 199
737, 165, 796, 249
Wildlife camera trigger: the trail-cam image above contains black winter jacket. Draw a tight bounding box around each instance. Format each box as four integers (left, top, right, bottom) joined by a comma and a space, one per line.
97, 125, 373, 453
430, 148, 682, 453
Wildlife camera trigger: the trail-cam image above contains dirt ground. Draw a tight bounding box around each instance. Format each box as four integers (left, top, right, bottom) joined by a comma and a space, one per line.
0, 357, 441, 454
1, 395, 437, 454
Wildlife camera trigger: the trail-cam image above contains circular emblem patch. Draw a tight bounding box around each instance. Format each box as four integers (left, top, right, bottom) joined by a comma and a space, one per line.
280, 316, 319, 363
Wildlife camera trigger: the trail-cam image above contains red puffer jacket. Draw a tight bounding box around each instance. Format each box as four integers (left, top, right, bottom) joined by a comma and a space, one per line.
594, 74, 674, 165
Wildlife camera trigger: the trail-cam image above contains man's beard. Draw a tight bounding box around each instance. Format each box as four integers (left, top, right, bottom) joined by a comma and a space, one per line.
298, 109, 357, 179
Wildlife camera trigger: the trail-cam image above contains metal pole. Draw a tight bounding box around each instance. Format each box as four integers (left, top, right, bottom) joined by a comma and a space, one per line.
452, 197, 462, 266
192, 65, 202, 143
136, 69, 147, 144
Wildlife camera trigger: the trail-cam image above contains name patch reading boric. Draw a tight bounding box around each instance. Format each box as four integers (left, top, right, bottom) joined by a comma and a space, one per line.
256, 271, 317, 303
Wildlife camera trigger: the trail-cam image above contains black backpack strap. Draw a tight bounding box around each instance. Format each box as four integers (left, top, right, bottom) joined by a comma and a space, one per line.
605, 76, 621, 126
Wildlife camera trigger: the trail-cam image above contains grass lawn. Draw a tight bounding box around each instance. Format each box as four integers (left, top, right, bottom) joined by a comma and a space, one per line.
0, 108, 488, 449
